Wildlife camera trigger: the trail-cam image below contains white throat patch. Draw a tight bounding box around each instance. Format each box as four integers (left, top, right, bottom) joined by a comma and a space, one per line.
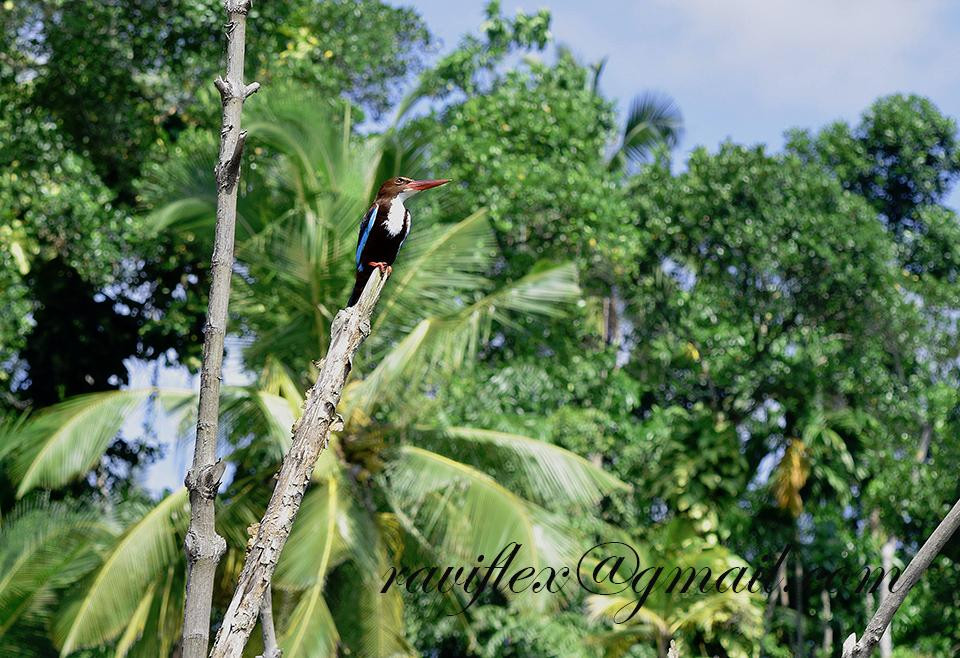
385, 196, 409, 236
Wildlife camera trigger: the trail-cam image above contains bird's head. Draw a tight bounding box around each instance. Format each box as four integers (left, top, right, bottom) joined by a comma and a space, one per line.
377, 176, 450, 202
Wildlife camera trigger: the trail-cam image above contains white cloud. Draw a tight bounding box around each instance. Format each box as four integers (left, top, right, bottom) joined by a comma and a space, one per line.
640, 0, 957, 111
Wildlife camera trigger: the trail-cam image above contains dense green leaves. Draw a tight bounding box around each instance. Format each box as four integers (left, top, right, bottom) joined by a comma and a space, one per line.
425, 51, 628, 279
54, 489, 189, 654
2, 1, 960, 656
0, 499, 112, 656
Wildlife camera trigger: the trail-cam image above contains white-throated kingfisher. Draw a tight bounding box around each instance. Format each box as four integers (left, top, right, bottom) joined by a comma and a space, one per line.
347, 176, 450, 306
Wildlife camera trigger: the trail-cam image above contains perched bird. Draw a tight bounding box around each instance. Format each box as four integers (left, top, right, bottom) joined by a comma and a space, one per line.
347, 176, 450, 306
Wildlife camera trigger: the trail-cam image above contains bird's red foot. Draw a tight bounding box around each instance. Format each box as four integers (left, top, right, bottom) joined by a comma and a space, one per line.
367, 262, 391, 275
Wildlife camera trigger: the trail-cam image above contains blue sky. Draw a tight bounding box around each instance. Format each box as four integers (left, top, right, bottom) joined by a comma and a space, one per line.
413, 0, 960, 208
139, 0, 960, 492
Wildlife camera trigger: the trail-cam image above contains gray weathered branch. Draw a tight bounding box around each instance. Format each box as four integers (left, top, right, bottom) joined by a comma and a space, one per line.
181, 1, 258, 657
209, 270, 389, 657
257, 585, 281, 658
842, 497, 960, 658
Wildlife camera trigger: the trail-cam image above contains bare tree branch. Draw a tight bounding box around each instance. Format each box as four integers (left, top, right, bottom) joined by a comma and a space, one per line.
257, 585, 281, 658
209, 270, 390, 657
180, 1, 258, 656
842, 497, 960, 658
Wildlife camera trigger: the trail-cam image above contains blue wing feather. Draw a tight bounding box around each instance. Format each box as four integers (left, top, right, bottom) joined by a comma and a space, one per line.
355, 205, 377, 270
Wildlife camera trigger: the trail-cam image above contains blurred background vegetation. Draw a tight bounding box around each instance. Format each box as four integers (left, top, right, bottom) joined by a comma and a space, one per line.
2, 1, 960, 656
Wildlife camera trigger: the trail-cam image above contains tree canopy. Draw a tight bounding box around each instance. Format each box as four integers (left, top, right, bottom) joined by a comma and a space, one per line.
1, 2, 959, 656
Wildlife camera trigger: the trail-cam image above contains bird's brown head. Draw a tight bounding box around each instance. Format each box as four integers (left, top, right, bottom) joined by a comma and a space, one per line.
376, 176, 450, 201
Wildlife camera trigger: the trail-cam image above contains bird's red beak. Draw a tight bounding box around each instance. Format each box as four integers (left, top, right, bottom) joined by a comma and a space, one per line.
406, 178, 451, 191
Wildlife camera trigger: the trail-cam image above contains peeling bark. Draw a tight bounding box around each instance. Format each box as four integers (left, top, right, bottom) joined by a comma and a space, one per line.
209, 270, 389, 658
181, 2, 259, 657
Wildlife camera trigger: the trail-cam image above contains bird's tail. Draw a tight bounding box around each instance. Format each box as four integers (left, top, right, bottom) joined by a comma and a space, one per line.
347, 268, 373, 307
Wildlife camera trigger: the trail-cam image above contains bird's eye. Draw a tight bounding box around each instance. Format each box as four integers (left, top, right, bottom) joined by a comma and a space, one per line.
396, 177, 405, 184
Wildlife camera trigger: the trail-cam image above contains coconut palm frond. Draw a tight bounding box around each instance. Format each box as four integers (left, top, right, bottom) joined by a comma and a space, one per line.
587, 594, 669, 636
140, 130, 218, 234
374, 127, 435, 186
349, 262, 580, 417
275, 477, 348, 591
610, 92, 683, 170
259, 357, 305, 405
279, 477, 343, 658
218, 388, 297, 458
246, 89, 376, 201
343, 319, 432, 420
54, 488, 189, 655
2, 389, 193, 497
215, 472, 271, 553
113, 581, 156, 658
125, 565, 184, 658
280, 585, 339, 658
0, 499, 114, 640
351, 553, 412, 658
671, 588, 761, 637
409, 261, 580, 371
371, 209, 496, 335
420, 426, 628, 508
146, 197, 216, 235
382, 446, 574, 606
466, 260, 581, 321
384, 504, 480, 643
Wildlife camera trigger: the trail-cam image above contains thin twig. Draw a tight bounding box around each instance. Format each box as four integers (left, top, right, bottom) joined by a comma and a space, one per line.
257, 585, 281, 658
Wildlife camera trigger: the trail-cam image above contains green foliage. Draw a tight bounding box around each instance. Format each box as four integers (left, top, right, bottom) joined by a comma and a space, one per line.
609, 93, 684, 172
0, 389, 192, 496
261, 0, 432, 117
2, 1, 960, 656
586, 523, 764, 658
0, 0, 436, 411
425, 51, 629, 280
2, 79, 623, 655
0, 498, 113, 657
788, 94, 960, 235
410, 0, 551, 105
54, 489, 189, 654
0, 91, 126, 379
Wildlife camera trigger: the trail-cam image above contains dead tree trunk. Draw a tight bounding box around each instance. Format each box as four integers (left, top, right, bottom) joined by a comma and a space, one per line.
842, 497, 960, 658
209, 270, 389, 658
181, 2, 259, 657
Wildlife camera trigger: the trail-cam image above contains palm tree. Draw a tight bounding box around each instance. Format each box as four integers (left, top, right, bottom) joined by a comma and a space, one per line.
607, 92, 683, 172
0, 87, 627, 656
586, 521, 763, 658
580, 50, 684, 172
